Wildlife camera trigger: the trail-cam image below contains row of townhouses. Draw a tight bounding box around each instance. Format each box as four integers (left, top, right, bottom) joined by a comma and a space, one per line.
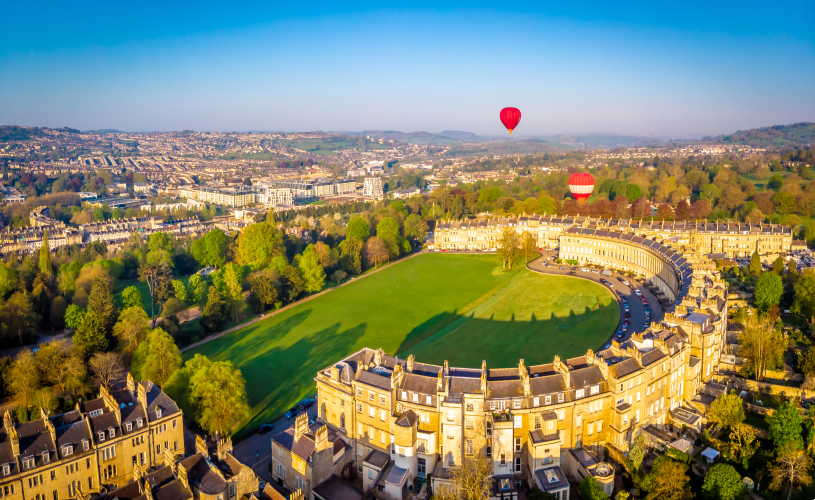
270, 242, 727, 500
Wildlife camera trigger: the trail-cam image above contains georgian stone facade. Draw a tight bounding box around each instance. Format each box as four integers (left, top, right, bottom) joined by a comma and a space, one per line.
313, 241, 727, 500
433, 215, 792, 258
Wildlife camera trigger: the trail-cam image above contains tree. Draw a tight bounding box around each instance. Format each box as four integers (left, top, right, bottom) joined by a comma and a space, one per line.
222, 263, 245, 323
773, 257, 785, 274
346, 216, 370, 242
769, 451, 812, 500
0, 263, 18, 299
740, 308, 786, 381
87, 275, 117, 332
768, 400, 804, 456
34, 342, 67, 395
141, 328, 182, 387
629, 433, 648, 471
172, 279, 189, 302
5, 351, 40, 411
63, 347, 87, 396
701, 183, 721, 204
773, 191, 798, 215
703, 464, 745, 500
248, 274, 278, 313
498, 227, 520, 270
280, 266, 304, 304
200, 286, 229, 332
800, 349, 815, 377
404, 214, 428, 242
526, 488, 557, 500
89, 352, 125, 388
749, 251, 762, 277
433, 455, 492, 500
579, 476, 609, 500
2, 292, 38, 345
521, 231, 537, 263
236, 223, 283, 271
189, 358, 249, 437
341, 237, 363, 275
376, 217, 401, 258
709, 391, 746, 430
73, 312, 108, 355
745, 208, 764, 224
38, 230, 53, 280
186, 273, 209, 306
139, 258, 173, 328
755, 272, 783, 310
299, 248, 326, 292
113, 306, 150, 358
641, 455, 693, 500
730, 424, 759, 469
64, 304, 86, 330
50, 296, 68, 330
364, 237, 389, 268
33, 387, 57, 417
793, 274, 815, 329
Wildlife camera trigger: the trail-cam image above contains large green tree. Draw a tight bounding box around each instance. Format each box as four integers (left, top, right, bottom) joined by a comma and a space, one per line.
222, 263, 245, 322
578, 476, 609, 500
113, 306, 150, 358
702, 464, 745, 500
792, 274, 815, 328
768, 400, 804, 456
299, 248, 326, 293
248, 273, 278, 313
346, 216, 370, 242
87, 274, 117, 332
404, 214, 428, 242
376, 216, 401, 258
641, 456, 693, 500
2, 292, 38, 346
39, 230, 53, 280
189, 357, 250, 438
73, 312, 108, 355
709, 391, 746, 430
755, 272, 783, 310
141, 328, 182, 387
748, 251, 762, 277
121, 285, 143, 310
200, 286, 229, 332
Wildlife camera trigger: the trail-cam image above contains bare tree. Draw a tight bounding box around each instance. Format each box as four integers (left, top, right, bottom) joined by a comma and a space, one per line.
6, 351, 40, 410
434, 455, 492, 500
770, 451, 813, 500
364, 237, 389, 268
521, 230, 537, 263
739, 307, 786, 381
89, 352, 125, 389
64, 346, 88, 396
33, 388, 57, 417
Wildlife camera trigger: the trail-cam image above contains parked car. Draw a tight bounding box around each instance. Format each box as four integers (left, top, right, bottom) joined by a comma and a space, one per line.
568, 271, 576, 275
625, 311, 630, 318
258, 424, 274, 434
600, 278, 608, 284
601, 269, 612, 276
591, 269, 599, 274
285, 408, 299, 419
616, 331, 624, 338
299, 399, 315, 410
560, 266, 567, 270
617, 277, 626, 283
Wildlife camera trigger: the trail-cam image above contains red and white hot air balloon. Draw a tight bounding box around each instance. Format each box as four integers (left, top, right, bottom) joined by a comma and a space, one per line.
568, 173, 595, 203
500, 107, 521, 135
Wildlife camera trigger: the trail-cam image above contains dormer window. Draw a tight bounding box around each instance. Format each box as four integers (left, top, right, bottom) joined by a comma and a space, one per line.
62, 446, 73, 457
23, 458, 34, 470
109, 428, 115, 438
591, 385, 599, 395
125, 422, 132, 432
2, 465, 9, 476
89, 409, 103, 418
576, 389, 585, 399
82, 440, 89, 451
412, 394, 418, 403
42, 452, 49, 463
98, 431, 105, 442
156, 409, 162, 419
137, 418, 143, 428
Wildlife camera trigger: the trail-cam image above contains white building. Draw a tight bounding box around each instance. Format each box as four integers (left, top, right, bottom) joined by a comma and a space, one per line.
260, 187, 295, 206
364, 177, 384, 198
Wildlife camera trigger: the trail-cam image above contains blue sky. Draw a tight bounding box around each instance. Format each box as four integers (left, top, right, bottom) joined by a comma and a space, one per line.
1, 1, 813, 136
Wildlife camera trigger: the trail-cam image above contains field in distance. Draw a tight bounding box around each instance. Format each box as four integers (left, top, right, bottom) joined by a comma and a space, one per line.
182, 253, 618, 438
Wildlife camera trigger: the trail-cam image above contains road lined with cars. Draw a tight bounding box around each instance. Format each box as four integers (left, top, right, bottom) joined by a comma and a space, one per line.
527, 251, 665, 348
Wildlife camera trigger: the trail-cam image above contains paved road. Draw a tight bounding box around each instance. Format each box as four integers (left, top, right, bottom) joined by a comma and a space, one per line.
0, 331, 73, 360
229, 403, 319, 483
527, 252, 665, 349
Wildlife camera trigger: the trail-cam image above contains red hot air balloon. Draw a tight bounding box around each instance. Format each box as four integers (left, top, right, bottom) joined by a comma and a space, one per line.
500, 107, 521, 135
568, 173, 595, 203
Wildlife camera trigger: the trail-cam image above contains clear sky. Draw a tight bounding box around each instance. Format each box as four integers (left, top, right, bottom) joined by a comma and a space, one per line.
1, 0, 813, 137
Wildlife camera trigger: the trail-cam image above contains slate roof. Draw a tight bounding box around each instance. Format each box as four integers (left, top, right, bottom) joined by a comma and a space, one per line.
179, 452, 226, 495
487, 380, 524, 399
363, 450, 389, 469
356, 370, 390, 391
313, 476, 362, 500
401, 373, 438, 395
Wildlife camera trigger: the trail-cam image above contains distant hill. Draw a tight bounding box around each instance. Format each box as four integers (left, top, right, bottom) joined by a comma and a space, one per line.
85, 129, 127, 134
703, 122, 815, 147
0, 126, 44, 142
551, 134, 671, 149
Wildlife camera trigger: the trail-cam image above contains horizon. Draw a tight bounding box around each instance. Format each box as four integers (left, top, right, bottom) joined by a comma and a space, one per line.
1, 1, 813, 136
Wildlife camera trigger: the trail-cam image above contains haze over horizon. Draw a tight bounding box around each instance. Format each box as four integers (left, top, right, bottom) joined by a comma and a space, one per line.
1, 0, 813, 137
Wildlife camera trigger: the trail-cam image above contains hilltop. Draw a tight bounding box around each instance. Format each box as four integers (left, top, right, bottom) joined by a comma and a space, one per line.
702, 122, 815, 147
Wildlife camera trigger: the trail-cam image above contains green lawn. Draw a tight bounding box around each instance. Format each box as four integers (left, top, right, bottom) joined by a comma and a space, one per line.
114, 276, 191, 316
183, 254, 618, 438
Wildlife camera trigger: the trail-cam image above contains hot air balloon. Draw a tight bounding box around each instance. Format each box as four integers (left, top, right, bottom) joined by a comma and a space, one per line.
568, 173, 595, 203
500, 107, 521, 135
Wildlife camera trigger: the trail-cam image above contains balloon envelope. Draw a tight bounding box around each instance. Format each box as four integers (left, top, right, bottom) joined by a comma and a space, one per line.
500, 107, 521, 135
568, 173, 595, 202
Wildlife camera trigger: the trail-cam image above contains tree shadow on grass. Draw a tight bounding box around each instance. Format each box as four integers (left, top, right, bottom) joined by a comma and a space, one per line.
232, 321, 368, 440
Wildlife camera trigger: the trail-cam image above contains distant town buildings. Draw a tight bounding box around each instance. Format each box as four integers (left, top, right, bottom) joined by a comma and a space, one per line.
363, 178, 383, 198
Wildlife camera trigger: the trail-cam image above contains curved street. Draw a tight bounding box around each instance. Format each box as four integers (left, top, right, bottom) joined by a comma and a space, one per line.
527, 250, 665, 349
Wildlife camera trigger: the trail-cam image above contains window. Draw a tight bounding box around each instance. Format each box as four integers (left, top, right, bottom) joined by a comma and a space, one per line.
2, 465, 8, 476
500, 454, 506, 466
486, 446, 492, 458
230, 485, 236, 497
513, 415, 522, 428
576, 389, 585, 399
587, 423, 594, 436
340, 414, 346, 429
548, 420, 555, 431
357, 403, 362, 413
340, 399, 345, 408
466, 440, 473, 456
380, 396, 386, 405
514, 438, 521, 452
380, 410, 386, 421
357, 423, 363, 436
514, 457, 521, 472
173, 419, 177, 429
486, 421, 492, 437
417, 439, 428, 453
23, 458, 34, 470
590, 385, 599, 395
576, 414, 582, 426
401, 391, 406, 400
597, 420, 603, 432
513, 399, 521, 409
98, 431, 105, 442
174, 441, 179, 451
545, 395, 551, 405
125, 422, 132, 432
109, 428, 115, 438
448, 454, 454, 466
137, 418, 143, 428
619, 383, 625, 392
558, 410, 564, 421
156, 409, 162, 419
558, 393, 564, 403
466, 403, 474, 411
413, 393, 418, 403
368, 469, 374, 480
380, 432, 386, 444
369, 392, 374, 401
369, 406, 374, 418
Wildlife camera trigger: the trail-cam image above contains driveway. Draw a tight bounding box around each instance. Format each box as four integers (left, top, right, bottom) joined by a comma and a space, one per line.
0, 331, 73, 359
527, 252, 665, 348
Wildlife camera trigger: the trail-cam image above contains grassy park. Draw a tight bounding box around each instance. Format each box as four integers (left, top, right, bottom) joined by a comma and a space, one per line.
183, 253, 618, 438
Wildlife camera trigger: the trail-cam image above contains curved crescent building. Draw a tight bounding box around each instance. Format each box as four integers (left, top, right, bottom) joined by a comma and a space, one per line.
268, 236, 730, 500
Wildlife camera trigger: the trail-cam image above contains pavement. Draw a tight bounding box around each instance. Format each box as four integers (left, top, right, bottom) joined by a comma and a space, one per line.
527, 251, 665, 348
228, 402, 319, 483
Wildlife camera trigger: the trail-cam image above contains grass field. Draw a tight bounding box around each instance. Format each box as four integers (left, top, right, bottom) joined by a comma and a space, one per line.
183, 254, 618, 438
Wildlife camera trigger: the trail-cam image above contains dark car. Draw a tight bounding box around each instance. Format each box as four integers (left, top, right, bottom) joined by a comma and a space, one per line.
616, 331, 624, 338
299, 399, 315, 410
600, 278, 608, 284
625, 311, 630, 318
617, 277, 626, 283
258, 424, 274, 434
285, 407, 299, 419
